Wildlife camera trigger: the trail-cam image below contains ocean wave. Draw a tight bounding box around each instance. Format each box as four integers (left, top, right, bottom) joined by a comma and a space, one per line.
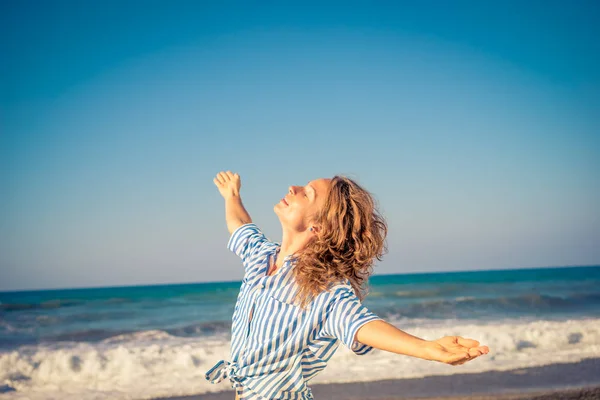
170, 320, 232, 336
0, 317, 598, 400
382, 292, 600, 319
0, 318, 234, 350
0, 297, 138, 312
0, 299, 85, 312
42, 328, 136, 343
101, 329, 177, 344
100, 297, 134, 305
393, 289, 443, 298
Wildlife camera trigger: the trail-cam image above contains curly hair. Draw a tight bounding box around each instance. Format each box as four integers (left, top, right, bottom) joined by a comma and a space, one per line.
290, 176, 388, 310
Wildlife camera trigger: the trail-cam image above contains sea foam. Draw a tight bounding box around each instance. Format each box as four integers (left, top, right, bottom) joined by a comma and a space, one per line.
1, 317, 598, 400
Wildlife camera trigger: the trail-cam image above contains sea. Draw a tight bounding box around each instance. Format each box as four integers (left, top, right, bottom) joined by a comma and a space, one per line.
1, 265, 599, 400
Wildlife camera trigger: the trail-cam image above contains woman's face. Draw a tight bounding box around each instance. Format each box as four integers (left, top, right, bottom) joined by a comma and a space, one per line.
274, 177, 331, 232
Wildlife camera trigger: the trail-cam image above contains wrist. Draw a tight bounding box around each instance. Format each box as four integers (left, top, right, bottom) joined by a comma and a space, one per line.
421, 341, 441, 361
224, 193, 241, 201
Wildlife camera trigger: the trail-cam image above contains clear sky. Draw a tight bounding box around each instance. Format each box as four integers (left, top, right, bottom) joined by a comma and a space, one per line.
1, 1, 599, 292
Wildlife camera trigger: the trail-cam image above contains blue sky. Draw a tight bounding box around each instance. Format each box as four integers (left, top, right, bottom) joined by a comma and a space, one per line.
1, 1, 599, 291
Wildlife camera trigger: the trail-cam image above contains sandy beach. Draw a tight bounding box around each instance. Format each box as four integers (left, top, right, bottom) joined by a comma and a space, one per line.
154, 357, 600, 400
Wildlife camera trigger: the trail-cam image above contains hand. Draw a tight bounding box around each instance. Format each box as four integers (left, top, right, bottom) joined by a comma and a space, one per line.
213, 171, 241, 199
425, 336, 490, 366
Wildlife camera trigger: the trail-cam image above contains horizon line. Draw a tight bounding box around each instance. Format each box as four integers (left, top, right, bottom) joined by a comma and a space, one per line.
1, 264, 598, 294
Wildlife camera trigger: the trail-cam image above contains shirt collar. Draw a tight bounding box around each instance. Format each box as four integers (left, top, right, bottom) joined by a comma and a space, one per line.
273, 244, 296, 262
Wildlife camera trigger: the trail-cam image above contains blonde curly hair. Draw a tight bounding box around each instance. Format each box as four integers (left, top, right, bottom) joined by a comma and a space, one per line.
290, 175, 388, 310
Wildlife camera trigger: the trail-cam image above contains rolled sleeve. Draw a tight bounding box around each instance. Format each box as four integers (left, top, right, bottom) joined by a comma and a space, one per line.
322, 287, 383, 355
227, 223, 271, 273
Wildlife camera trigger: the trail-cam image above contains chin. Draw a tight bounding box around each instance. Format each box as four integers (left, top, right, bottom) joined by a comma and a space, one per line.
274, 207, 285, 221
273, 209, 286, 224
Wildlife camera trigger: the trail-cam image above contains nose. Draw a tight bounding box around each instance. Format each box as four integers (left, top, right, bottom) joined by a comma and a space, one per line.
289, 186, 296, 195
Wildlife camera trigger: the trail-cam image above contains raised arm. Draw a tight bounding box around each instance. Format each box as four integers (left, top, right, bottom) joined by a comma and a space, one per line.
355, 320, 490, 366
213, 171, 252, 234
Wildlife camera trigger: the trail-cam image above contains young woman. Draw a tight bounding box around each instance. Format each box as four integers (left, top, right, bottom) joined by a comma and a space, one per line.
206, 171, 490, 400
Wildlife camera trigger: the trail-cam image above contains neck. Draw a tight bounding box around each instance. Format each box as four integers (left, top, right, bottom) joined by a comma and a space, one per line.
277, 226, 312, 267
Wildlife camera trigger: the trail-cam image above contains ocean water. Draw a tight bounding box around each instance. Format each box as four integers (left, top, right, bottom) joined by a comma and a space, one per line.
1, 265, 599, 399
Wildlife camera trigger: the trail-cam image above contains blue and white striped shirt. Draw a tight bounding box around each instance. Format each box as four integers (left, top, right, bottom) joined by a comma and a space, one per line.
205, 223, 384, 399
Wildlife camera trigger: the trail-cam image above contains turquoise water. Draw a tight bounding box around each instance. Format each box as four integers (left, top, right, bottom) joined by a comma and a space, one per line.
2, 265, 599, 349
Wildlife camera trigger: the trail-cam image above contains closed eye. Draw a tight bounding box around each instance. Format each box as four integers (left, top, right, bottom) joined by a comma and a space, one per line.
305, 185, 314, 199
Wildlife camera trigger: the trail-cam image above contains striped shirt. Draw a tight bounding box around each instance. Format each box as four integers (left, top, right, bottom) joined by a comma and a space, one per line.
205, 223, 384, 399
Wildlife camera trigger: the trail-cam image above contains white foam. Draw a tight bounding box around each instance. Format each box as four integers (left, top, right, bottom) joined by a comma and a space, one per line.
1, 317, 598, 400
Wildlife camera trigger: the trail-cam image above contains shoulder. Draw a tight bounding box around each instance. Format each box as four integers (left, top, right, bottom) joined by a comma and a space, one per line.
327, 278, 353, 294
320, 279, 356, 305
230, 222, 262, 238
228, 223, 278, 249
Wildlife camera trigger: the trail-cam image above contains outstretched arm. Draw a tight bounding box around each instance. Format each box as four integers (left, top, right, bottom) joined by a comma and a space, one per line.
213, 171, 252, 234
355, 319, 490, 366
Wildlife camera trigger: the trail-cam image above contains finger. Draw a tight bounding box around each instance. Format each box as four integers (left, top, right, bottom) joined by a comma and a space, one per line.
451, 342, 474, 354
460, 345, 484, 357
451, 351, 474, 365
457, 337, 480, 348
461, 353, 480, 365
466, 346, 488, 357
226, 171, 234, 179
468, 348, 483, 357
214, 174, 224, 184
219, 171, 229, 182
213, 178, 222, 186
447, 352, 470, 365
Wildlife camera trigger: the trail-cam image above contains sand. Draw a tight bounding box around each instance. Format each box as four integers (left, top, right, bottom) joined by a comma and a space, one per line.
153, 357, 600, 400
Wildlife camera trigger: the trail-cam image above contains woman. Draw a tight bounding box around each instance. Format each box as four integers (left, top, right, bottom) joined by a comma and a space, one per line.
206, 171, 490, 400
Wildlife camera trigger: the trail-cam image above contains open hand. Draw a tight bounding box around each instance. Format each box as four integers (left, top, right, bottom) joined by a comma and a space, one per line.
425, 336, 490, 366
213, 171, 241, 199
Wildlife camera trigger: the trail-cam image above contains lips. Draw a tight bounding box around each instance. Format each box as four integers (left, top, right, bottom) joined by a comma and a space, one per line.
282, 198, 289, 206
